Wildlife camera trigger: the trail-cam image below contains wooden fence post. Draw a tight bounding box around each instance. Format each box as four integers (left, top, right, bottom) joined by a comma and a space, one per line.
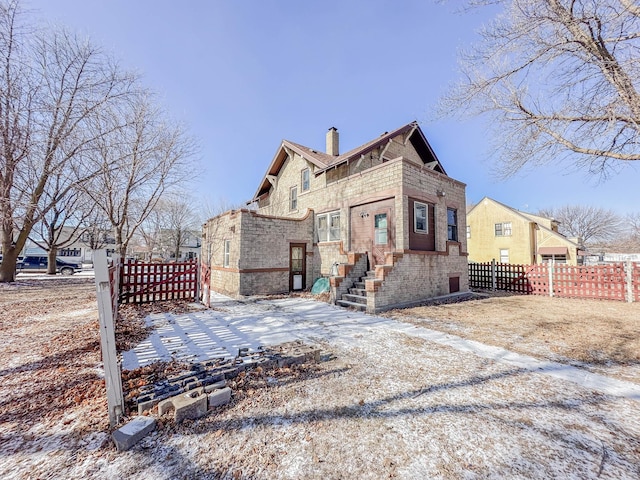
491, 259, 496, 291
626, 259, 634, 303
548, 261, 554, 297
94, 249, 124, 427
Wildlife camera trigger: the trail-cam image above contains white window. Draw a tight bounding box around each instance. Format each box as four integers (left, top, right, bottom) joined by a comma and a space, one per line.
316, 211, 341, 242
301, 168, 310, 192
541, 254, 567, 264
414, 202, 428, 233
290, 186, 298, 210
495, 222, 512, 236
447, 208, 458, 242
375, 213, 388, 245
466, 225, 471, 238
223, 240, 230, 267
500, 248, 509, 263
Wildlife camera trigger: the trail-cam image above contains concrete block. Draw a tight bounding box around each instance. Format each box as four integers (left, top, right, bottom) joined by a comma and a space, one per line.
137, 390, 175, 415
204, 381, 227, 393
112, 416, 156, 452
158, 387, 208, 423
208, 387, 232, 408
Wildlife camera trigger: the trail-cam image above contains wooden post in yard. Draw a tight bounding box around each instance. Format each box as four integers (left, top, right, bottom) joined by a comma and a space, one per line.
548, 261, 554, 297
626, 259, 633, 303
491, 259, 496, 291
94, 249, 124, 427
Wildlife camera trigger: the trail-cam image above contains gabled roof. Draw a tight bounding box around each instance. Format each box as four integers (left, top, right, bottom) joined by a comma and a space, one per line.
251, 121, 447, 202
315, 121, 447, 175
468, 197, 580, 247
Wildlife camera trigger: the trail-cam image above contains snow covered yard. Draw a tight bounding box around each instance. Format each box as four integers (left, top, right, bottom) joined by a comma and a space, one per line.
1, 280, 640, 479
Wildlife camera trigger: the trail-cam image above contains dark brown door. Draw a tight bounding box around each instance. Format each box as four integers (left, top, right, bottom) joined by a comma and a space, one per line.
289, 243, 306, 291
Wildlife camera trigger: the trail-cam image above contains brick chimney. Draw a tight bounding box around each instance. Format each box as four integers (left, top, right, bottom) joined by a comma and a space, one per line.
326, 127, 339, 156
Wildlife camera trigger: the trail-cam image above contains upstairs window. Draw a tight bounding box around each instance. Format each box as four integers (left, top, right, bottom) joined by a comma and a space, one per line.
447, 208, 458, 242
301, 168, 310, 192
290, 186, 298, 210
414, 202, 428, 234
495, 222, 512, 236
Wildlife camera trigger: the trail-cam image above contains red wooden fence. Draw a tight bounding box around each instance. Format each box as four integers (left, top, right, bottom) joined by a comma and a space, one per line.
469, 261, 639, 302
119, 259, 198, 304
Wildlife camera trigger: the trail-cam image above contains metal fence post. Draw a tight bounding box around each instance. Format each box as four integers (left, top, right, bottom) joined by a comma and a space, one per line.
94, 249, 124, 427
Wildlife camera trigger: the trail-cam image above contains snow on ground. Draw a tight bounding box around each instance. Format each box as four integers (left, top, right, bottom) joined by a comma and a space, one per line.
122, 292, 640, 403
3, 290, 640, 479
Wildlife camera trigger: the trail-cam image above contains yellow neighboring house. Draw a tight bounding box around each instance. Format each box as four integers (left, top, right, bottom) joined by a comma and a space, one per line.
467, 197, 583, 265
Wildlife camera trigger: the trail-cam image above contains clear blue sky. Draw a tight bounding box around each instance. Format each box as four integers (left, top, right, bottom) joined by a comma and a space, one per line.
27, 0, 639, 216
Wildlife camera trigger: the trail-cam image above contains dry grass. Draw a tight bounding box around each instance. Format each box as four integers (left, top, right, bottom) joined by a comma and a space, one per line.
2, 281, 640, 479
385, 291, 640, 384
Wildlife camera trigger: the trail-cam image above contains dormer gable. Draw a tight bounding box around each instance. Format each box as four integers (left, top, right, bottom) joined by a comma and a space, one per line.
250, 122, 448, 203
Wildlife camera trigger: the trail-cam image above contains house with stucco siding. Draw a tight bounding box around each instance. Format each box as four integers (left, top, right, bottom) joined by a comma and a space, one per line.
467, 197, 584, 265
202, 122, 469, 312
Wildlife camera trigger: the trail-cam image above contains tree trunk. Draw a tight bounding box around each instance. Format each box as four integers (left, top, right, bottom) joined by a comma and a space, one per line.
0, 245, 19, 282
47, 248, 58, 275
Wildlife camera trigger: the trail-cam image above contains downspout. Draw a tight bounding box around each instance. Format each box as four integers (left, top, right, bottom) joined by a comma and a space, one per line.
532, 223, 538, 264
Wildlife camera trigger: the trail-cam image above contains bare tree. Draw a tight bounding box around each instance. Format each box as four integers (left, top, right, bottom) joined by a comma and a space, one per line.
28, 174, 91, 273
199, 195, 245, 223
440, 0, 640, 177
538, 205, 623, 245
83, 95, 197, 257
628, 212, 640, 239
80, 209, 113, 253
138, 196, 200, 261
161, 196, 198, 260
0, 0, 136, 281
138, 206, 163, 260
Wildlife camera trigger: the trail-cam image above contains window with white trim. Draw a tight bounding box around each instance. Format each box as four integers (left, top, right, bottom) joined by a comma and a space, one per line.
375, 213, 388, 245
414, 202, 428, 233
223, 240, 230, 267
290, 186, 298, 210
495, 222, 512, 236
466, 225, 471, 238
499, 248, 509, 263
447, 208, 458, 241
301, 168, 310, 192
316, 211, 340, 242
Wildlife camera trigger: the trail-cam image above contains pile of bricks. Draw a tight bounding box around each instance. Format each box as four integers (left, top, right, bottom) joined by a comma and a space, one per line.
134, 341, 321, 415
114, 341, 322, 451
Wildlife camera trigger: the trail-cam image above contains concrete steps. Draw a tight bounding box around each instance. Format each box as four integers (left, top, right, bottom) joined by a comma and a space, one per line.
336, 271, 378, 311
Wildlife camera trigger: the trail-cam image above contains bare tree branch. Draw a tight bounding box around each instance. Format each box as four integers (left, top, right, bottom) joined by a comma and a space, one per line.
0, 0, 138, 281
538, 204, 623, 244
439, 0, 640, 177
